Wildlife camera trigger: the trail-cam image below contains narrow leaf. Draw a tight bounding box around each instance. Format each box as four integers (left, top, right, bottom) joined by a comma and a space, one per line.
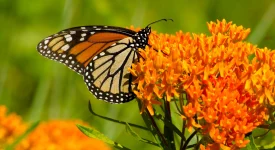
76, 124, 130, 150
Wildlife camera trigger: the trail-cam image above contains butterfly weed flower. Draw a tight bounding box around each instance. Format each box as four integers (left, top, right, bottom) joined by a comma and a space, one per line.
0, 105, 110, 150
0, 105, 27, 149
130, 19, 274, 149
16, 120, 111, 150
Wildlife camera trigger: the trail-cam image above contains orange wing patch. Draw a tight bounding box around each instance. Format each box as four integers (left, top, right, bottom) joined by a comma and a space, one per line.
76, 42, 105, 64
70, 42, 92, 55
88, 32, 128, 42
69, 32, 129, 67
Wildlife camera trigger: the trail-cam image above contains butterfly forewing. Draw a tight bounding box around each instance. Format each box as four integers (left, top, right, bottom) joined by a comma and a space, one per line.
37, 26, 136, 75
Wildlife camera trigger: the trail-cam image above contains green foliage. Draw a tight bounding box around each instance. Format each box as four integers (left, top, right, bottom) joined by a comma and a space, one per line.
244, 134, 259, 150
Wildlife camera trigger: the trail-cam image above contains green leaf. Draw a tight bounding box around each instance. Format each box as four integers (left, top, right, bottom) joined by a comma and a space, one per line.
245, 134, 258, 150
76, 124, 130, 150
125, 123, 159, 147
5, 121, 40, 150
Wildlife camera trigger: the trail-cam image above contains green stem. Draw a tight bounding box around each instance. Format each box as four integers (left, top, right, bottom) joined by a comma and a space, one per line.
164, 100, 176, 150
181, 130, 198, 150
146, 108, 169, 149
137, 99, 169, 149
179, 93, 186, 149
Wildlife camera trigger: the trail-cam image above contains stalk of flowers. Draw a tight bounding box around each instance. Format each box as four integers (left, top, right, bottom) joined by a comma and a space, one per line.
129, 19, 273, 149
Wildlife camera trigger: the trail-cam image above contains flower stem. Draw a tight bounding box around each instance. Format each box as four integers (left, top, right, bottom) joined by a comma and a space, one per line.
146, 108, 169, 149
181, 130, 198, 150
164, 100, 176, 150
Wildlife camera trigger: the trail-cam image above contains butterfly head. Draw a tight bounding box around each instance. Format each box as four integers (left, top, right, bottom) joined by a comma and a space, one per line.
134, 19, 173, 49
135, 26, 151, 49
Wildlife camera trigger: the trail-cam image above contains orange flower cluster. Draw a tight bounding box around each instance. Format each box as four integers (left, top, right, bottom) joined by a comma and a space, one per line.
130, 19, 273, 149
16, 120, 111, 150
0, 105, 27, 149
0, 105, 110, 150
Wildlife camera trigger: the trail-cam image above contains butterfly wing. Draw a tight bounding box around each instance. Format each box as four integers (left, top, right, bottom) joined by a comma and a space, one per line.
37, 26, 137, 75
84, 37, 138, 103
37, 26, 149, 103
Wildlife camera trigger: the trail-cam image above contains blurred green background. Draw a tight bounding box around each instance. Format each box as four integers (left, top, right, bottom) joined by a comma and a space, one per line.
0, 0, 274, 149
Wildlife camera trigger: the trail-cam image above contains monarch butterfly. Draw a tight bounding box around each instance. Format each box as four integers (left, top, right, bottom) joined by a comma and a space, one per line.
37, 19, 172, 103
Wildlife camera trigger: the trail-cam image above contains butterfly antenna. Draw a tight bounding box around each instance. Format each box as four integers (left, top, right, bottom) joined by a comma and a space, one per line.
146, 18, 173, 27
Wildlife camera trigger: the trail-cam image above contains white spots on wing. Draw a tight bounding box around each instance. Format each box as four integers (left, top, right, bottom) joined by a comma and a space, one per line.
44, 40, 49, 45
43, 46, 47, 49
64, 34, 72, 42
62, 54, 66, 58
70, 31, 76, 34
81, 27, 86, 29
81, 33, 87, 37
93, 56, 98, 60
64, 34, 71, 38
45, 36, 52, 40
90, 32, 95, 35
61, 44, 70, 51
80, 37, 85, 41
99, 52, 105, 56
95, 28, 101, 30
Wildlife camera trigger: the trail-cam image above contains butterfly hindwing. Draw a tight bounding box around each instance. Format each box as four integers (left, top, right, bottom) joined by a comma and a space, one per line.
84, 37, 138, 103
